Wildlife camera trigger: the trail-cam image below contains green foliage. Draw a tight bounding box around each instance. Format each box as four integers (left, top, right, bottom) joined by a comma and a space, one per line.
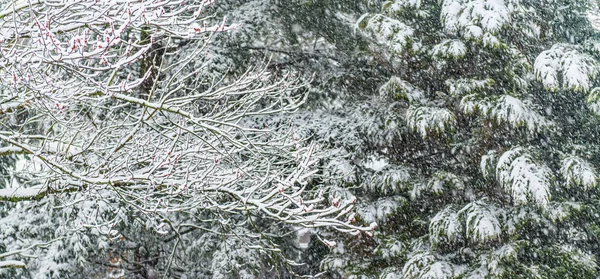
310, 0, 600, 278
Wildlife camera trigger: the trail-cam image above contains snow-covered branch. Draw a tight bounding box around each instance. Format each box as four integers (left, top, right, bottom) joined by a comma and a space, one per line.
0, 0, 369, 271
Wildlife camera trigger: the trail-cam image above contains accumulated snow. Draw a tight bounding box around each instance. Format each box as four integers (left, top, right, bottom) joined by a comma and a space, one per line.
497, 148, 552, 207
561, 156, 598, 190
427, 171, 465, 195
559, 245, 598, 272
358, 196, 404, 224
458, 201, 501, 243
480, 151, 497, 179
420, 261, 455, 279
510, 155, 552, 207
462, 94, 553, 134
363, 156, 388, 172
446, 78, 494, 97
402, 251, 436, 279
588, 88, 600, 116
364, 165, 412, 194
0, 101, 25, 113
0, 260, 26, 268
380, 77, 426, 104
0, 186, 46, 200
431, 39, 467, 59
359, 14, 416, 54
430, 206, 463, 246
378, 240, 405, 261
534, 44, 599, 92
0, 146, 23, 155
547, 201, 582, 222
587, 1, 600, 30
441, 0, 517, 34
406, 106, 456, 138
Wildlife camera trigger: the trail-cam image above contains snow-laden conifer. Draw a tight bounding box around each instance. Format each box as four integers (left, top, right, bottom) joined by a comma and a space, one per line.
497, 148, 552, 207
458, 200, 502, 243
406, 106, 456, 138
561, 156, 598, 190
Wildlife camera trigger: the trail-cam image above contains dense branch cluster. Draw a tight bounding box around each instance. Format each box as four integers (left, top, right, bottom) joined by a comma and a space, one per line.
0, 0, 370, 274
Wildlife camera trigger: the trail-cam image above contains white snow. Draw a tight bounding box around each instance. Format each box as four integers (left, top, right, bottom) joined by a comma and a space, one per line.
490, 96, 552, 134
430, 206, 463, 246
462, 95, 553, 134
441, 0, 516, 34
359, 14, 416, 54
446, 78, 494, 96
459, 201, 501, 243
431, 39, 467, 59
363, 156, 388, 172
480, 151, 497, 179
427, 172, 465, 195
402, 251, 436, 279
0, 146, 23, 155
0, 186, 46, 200
407, 106, 456, 138
0, 260, 26, 268
534, 44, 599, 92
497, 148, 552, 207
548, 201, 582, 222
358, 197, 403, 224
589, 88, 600, 116
420, 261, 455, 279
380, 77, 426, 104
587, 1, 600, 30
561, 156, 598, 190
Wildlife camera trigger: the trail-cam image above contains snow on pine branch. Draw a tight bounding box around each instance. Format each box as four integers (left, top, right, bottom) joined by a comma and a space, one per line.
561, 156, 598, 190
586, 87, 600, 116
401, 250, 436, 279
496, 148, 552, 207
358, 196, 405, 225
362, 164, 412, 195
357, 13, 416, 55
556, 245, 599, 274
411, 171, 466, 199
402, 250, 460, 279
534, 44, 599, 92
384, 0, 423, 11
431, 39, 467, 59
419, 201, 503, 276
547, 201, 583, 223
480, 150, 497, 179
419, 261, 457, 279
440, 0, 518, 35
458, 200, 502, 244
380, 76, 426, 104
406, 105, 456, 138
461, 94, 553, 134
445, 78, 494, 97
429, 205, 463, 247
427, 171, 465, 195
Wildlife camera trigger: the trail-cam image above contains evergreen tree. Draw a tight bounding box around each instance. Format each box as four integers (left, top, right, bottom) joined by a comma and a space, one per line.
319, 0, 600, 278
